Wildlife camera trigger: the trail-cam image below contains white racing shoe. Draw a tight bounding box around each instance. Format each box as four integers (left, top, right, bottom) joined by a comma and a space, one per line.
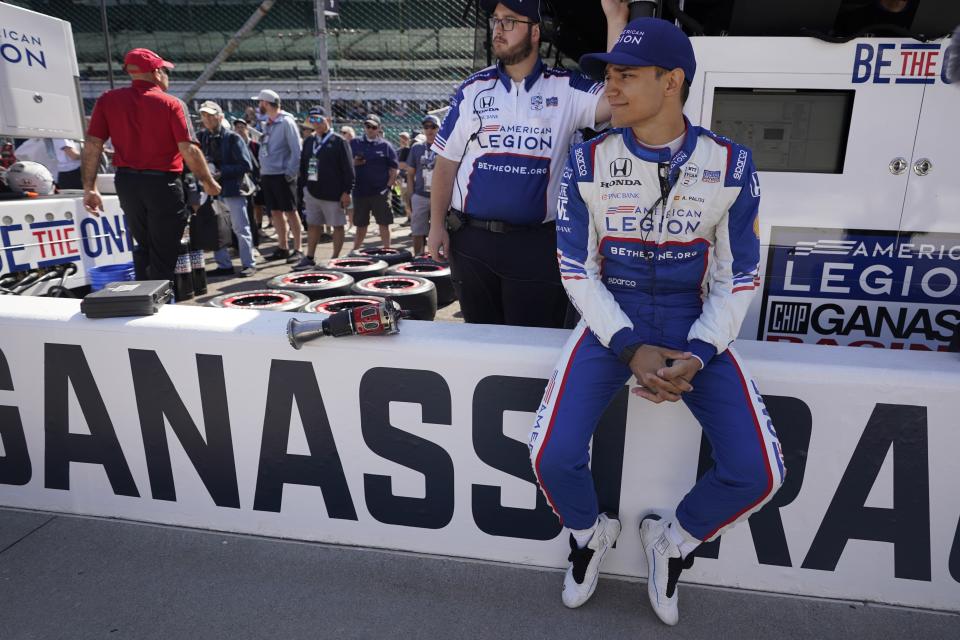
639, 514, 695, 626
561, 513, 621, 608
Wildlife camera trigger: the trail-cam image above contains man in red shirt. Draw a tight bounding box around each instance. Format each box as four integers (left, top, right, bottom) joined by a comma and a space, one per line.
81, 48, 220, 283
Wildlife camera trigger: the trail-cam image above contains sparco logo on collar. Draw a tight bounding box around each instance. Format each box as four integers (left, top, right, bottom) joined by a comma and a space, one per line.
479, 96, 495, 109
609, 158, 633, 177
733, 149, 748, 181
575, 147, 587, 176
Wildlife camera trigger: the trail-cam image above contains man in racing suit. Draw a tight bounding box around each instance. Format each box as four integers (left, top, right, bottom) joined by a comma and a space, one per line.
528, 18, 785, 625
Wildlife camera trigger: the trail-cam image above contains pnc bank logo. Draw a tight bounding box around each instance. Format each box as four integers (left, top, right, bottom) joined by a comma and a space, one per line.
610, 158, 633, 177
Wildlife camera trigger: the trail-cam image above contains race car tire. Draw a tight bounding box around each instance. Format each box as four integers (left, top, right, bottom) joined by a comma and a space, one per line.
351, 275, 437, 321
386, 261, 456, 306
349, 246, 413, 266
266, 270, 355, 300
207, 289, 309, 312
323, 257, 389, 278
302, 294, 387, 319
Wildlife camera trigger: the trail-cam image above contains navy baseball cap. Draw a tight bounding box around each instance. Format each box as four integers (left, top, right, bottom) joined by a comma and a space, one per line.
308, 106, 326, 117
579, 18, 696, 85
480, 0, 541, 22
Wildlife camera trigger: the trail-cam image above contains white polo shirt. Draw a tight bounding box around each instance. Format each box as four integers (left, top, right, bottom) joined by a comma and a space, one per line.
53, 139, 81, 173
433, 58, 604, 225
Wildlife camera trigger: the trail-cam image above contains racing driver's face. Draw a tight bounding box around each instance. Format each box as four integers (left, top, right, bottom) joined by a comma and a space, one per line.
603, 64, 674, 128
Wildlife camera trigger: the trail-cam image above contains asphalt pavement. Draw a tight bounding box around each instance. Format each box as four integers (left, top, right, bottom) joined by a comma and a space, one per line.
0, 508, 957, 640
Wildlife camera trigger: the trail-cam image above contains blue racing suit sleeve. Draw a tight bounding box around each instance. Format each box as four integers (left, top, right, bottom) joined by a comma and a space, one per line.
686, 152, 761, 366
556, 149, 639, 355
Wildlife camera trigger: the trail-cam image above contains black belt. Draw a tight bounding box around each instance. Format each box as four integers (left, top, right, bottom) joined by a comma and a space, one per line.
451, 209, 554, 234
116, 167, 179, 178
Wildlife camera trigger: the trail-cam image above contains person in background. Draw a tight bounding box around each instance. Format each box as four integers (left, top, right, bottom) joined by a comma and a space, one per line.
297, 119, 322, 238
300, 119, 316, 141
397, 130, 414, 224
350, 114, 399, 250
232, 117, 263, 247
340, 125, 357, 230
295, 106, 355, 268
253, 89, 303, 264
244, 105, 264, 138
398, 131, 412, 161
198, 101, 256, 278
405, 115, 440, 256
0, 141, 16, 170
82, 47, 220, 284
52, 139, 82, 189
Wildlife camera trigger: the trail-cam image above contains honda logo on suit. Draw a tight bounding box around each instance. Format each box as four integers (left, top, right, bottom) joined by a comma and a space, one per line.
610, 158, 633, 177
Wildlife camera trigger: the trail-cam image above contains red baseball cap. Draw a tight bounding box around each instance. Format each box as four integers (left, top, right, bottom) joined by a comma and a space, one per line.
123, 48, 175, 72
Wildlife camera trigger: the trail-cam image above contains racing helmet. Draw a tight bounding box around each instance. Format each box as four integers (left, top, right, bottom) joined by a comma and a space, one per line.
5, 161, 55, 195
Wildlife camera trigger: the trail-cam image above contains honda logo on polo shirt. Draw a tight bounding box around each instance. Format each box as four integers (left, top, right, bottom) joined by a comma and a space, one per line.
610, 158, 633, 177
479, 96, 495, 109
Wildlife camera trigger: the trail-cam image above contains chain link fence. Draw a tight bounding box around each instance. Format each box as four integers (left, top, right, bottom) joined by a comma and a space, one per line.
9, 0, 495, 140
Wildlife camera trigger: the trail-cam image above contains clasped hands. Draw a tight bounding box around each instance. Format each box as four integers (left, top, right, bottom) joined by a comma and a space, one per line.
627, 345, 702, 404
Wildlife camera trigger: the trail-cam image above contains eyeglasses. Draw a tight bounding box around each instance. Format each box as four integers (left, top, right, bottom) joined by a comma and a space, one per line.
423, 124, 439, 130
364, 124, 379, 130
488, 16, 535, 32
308, 116, 324, 123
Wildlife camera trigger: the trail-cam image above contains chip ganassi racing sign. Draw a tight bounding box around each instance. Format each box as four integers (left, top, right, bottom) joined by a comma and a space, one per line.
760, 227, 960, 351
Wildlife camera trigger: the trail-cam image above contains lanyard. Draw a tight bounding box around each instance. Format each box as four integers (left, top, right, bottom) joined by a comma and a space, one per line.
313, 131, 333, 155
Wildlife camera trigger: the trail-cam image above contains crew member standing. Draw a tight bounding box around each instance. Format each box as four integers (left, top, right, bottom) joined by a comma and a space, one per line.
426, 0, 626, 327
82, 48, 220, 283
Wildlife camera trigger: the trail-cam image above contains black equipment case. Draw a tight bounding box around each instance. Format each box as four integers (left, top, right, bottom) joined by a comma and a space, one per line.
80, 280, 172, 318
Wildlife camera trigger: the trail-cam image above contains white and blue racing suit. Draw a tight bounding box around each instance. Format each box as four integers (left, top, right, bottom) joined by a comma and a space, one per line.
433, 58, 604, 224
430, 59, 604, 327
529, 122, 786, 541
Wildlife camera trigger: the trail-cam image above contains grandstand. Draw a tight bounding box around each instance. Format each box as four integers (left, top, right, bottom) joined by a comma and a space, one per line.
13, 0, 487, 133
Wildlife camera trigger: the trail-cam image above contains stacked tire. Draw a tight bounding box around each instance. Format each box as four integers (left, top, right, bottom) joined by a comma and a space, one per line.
324, 257, 389, 279
387, 259, 456, 306
349, 246, 412, 266
352, 275, 437, 320
207, 289, 308, 311
266, 270, 354, 300
302, 295, 386, 319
